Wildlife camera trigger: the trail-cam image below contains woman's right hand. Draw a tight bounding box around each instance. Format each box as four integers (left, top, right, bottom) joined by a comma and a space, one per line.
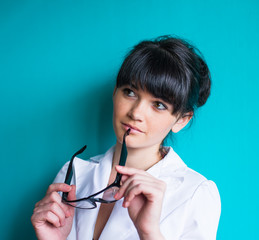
31, 183, 76, 240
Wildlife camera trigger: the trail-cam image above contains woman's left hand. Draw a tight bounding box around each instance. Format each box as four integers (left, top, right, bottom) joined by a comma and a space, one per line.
114, 165, 166, 240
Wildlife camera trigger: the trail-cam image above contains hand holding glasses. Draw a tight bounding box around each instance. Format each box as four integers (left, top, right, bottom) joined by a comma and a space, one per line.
62, 129, 131, 209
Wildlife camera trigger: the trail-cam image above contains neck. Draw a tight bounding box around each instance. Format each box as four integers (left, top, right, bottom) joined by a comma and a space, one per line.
112, 141, 162, 171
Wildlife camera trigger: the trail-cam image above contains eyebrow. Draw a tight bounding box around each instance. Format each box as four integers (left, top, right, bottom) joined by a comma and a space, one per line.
129, 83, 138, 90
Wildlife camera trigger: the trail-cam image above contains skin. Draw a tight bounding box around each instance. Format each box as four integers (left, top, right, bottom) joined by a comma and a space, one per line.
31, 184, 76, 240
31, 85, 192, 240
111, 86, 192, 239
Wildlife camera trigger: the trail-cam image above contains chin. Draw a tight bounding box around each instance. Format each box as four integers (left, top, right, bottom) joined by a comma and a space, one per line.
125, 138, 147, 149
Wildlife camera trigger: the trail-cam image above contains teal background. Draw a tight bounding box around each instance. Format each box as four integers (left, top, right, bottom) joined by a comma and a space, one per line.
1, 1, 258, 239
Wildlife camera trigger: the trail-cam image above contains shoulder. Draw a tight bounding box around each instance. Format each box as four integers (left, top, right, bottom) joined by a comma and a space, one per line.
161, 146, 215, 181
159, 147, 208, 185
159, 147, 221, 239
180, 178, 221, 239
191, 180, 221, 222
160, 146, 221, 211
187, 168, 220, 203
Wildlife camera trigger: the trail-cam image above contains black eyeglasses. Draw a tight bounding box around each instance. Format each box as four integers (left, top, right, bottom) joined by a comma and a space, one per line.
62, 129, 130, 209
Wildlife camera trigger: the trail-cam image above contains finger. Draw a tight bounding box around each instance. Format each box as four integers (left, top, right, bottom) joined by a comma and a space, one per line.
46, 183, 72, 195
124, 180, 166, 206
65, 185, 76, 216
115, 174, 152, 199
114, 175, 136, 199
67, 185, 76, 201
60, 185, 76, 216
121, 175, 129, 183
123, 183, 159, 208
124, 182, 152, 203
37, 191, 61, 206
32, 209, 62, 228
115, 165, 148, 176
113, 175, 129, 199
36, 191, 71, 217
34, 202, 67, 227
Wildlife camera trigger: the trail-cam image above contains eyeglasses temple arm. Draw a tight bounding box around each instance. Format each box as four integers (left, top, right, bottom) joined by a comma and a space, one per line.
115, 129, 130, 183
63, 145, 87, 199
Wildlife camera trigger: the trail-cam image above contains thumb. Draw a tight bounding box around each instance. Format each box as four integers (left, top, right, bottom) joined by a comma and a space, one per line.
67, 185, 76, 216
67, 185, 76, 201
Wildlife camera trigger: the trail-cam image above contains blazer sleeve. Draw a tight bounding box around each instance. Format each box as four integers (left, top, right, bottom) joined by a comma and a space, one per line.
180, 180, 221, 240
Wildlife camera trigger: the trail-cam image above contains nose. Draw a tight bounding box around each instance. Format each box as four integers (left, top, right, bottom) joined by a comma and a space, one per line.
127, 100, 145, 121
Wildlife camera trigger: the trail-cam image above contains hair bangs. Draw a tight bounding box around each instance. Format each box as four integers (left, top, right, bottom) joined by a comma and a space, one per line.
116, 47, 189, 115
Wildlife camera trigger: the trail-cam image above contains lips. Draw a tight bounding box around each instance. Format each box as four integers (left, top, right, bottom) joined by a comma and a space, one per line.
122, 123, 143, 133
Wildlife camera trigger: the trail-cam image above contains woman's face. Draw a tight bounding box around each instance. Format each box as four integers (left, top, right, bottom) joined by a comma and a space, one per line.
113, 85, 188, 150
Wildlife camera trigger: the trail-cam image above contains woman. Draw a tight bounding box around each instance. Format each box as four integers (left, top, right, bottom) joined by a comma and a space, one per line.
31, 36, 221, 240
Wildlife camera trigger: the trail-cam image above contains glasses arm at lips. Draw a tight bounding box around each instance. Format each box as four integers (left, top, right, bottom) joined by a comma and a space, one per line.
111, 128, 131, 186
62, 128, 131, 207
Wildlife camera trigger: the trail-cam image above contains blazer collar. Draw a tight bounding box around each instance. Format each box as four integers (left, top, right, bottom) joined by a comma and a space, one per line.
100, 146, 187, 239
72, 146, 187, 240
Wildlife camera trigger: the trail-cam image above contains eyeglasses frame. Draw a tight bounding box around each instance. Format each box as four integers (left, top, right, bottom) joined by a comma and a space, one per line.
62, 129, 130, 209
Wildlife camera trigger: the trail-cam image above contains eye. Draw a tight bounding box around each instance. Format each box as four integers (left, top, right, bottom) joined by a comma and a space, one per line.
123, 88, 136, 97
153, 101, 167, 110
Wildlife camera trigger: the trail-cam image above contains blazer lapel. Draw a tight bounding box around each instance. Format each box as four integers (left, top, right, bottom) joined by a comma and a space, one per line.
99, 199, 137, 240
99, 147, 187, 240
73, 147, 114, 239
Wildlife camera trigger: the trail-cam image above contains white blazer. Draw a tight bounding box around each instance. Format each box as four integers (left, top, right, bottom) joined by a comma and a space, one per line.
54, 146, 221, 240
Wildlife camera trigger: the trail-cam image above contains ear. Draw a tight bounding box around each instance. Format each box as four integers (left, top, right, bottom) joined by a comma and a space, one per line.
171, 113, 193, 133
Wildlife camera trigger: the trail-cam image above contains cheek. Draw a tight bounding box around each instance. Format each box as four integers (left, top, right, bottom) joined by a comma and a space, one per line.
113, 101, 124, 120
150, 118, 175, 137
113, 96, 120, 117
113, 98, 128, 129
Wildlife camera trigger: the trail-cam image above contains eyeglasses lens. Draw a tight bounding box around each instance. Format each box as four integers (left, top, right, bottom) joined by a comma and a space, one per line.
67, 200, 96, 209
65, 186, 120, 209
102, 186, 119, 201
87, 185, 119, 202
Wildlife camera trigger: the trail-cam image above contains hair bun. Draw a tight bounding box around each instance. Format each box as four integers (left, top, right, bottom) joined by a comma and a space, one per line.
197, 57, 211, 107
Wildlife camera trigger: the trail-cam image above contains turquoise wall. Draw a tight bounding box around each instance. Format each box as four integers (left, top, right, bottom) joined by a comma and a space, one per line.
1, 1, 258, 239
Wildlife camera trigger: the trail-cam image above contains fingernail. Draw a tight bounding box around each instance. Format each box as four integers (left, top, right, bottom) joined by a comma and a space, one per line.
114, 192, 119, 199
66, 210, 71, 217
